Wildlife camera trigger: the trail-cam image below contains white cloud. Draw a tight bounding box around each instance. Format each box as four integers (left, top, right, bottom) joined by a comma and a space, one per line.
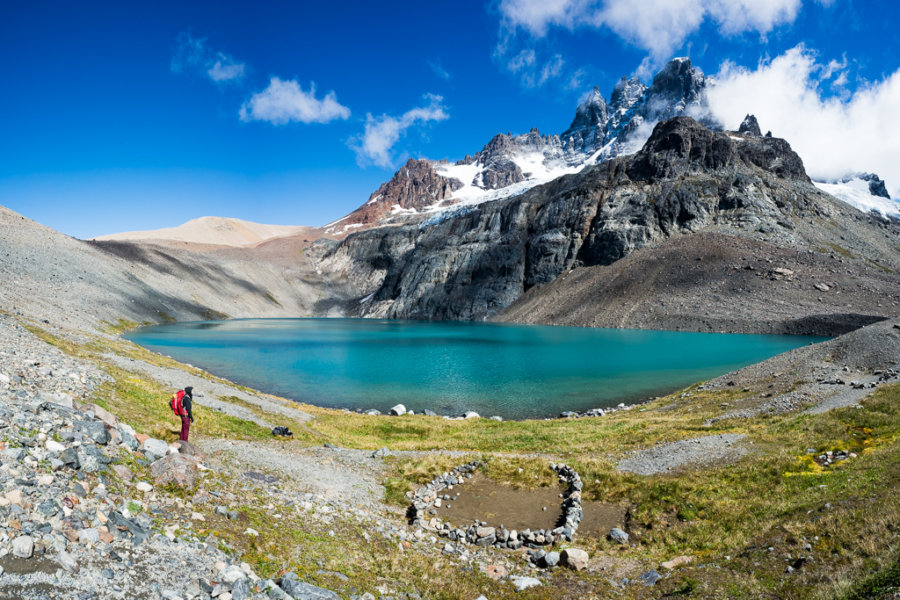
706, 46, 900, 197
350, 95, 449, 168
428, 59, 451, 80
498, 0, 597, 35
599, 0, 705, 62
499, 0, 809, 62
171, 32, 245, 84
207, 53, 245, 82
239, 78, 351, 125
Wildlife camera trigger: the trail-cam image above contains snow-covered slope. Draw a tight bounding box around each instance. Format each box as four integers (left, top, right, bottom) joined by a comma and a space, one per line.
814, 177, 899, 219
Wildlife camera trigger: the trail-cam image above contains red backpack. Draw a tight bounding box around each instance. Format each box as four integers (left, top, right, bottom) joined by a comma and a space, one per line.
170, 390, 187, 417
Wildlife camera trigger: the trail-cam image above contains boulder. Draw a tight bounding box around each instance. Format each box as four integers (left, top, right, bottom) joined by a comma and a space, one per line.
608, 527, 629, 544
543, 551, 560, 567
279, 573, 340, 600
12, 535, 34, 558
221, 564, 247, 584
150, 453, 200, 489
561, 548, 589, 571
78, 528, 100, 544
45, 439, 65, 453
89, 403, 118, 427
119, 430, 139, 451
389, 404, 406, 416
78, 420, 110, 445
140, 437, 170, 459
463, 411, 480, 419
173, 440, 204, 460
511, 576, 542, 591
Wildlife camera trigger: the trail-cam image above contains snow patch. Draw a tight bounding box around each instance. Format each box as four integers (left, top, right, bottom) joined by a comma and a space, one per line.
814, 179, 899, 218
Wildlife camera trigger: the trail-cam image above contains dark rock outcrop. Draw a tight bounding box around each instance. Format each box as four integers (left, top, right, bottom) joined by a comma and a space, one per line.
738, 114, 762, 137
858, 173, 891, 199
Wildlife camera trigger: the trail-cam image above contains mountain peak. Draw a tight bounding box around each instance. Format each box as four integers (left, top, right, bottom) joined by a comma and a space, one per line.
565, 87, 609, 134
738, 114, 762, 137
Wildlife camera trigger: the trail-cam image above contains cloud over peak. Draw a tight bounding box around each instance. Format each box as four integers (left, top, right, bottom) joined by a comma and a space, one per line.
239, 78, 351, 125
706, 45, 900, 197
350, 95, 449, 168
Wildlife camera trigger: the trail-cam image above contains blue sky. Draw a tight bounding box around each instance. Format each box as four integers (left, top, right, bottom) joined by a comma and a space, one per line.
1, 0, 898, 239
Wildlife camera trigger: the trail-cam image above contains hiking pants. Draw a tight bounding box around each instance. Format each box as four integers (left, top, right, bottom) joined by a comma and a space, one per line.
180, 415, 191, 441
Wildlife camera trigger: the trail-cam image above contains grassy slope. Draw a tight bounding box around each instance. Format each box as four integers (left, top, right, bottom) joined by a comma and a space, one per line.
22, 321, 900, 599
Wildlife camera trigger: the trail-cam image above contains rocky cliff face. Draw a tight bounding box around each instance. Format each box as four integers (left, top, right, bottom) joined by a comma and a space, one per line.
318, 117, 899, 324
330, 159, 463, 234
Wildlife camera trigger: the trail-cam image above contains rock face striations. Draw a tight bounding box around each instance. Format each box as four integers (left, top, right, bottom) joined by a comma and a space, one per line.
319, 117, 900, 329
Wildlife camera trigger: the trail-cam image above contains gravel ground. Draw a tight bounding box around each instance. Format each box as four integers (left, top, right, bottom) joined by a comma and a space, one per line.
200, 439, 387, 506
102, 354, 312, 429
615, 434, 748, 476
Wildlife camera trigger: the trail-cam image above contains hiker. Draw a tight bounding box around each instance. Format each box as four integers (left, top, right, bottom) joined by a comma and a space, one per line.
170, 386, 194, 441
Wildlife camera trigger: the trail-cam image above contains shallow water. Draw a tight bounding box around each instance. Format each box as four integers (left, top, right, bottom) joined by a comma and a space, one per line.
126, 318, 824, 420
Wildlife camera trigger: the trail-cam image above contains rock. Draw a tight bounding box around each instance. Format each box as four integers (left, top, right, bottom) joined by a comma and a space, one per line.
463, 411, 480, 419
363, 409, 381, 416
222, 565, 248, 584
482, 564, 507, 580
544, 551, 560, 567
639, 570, 661, 586
561, 548, 589, 571
45, 439, 65, 453
423, 409, 437, 416
389, 404, 406, 416
59, 447, 80, 468
78, 420, 110, 445
112, 464, 133, 481
609, 527, 629, 544
12, 535, 34, 558
140, 437, 170, 459
78, 528, 100, 544
89, 403, 118, 427
279, 573, 341, 600
120, 429, 139, 451
231, 578, 252, 600
173, 440, 204, 459
56, 550, 79, 572
511, 576, 542, 591
661, 555, 693, 570
371, 447, 390, 458
4, 489, 26, 506
136, 481, 153, 492
150, 453, 200, 489
738, 114, 762, 137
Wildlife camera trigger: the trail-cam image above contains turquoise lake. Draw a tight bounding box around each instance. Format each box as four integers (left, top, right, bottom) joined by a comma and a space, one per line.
126, 319, 825, 420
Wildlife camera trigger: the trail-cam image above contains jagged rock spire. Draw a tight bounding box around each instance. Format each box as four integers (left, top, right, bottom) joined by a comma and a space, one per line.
565, 87, 608, 133
738, 114, 762, 137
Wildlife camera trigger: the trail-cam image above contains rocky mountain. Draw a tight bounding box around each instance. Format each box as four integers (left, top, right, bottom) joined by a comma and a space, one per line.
318, 116, 900, 333
332, 58, 715, 234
